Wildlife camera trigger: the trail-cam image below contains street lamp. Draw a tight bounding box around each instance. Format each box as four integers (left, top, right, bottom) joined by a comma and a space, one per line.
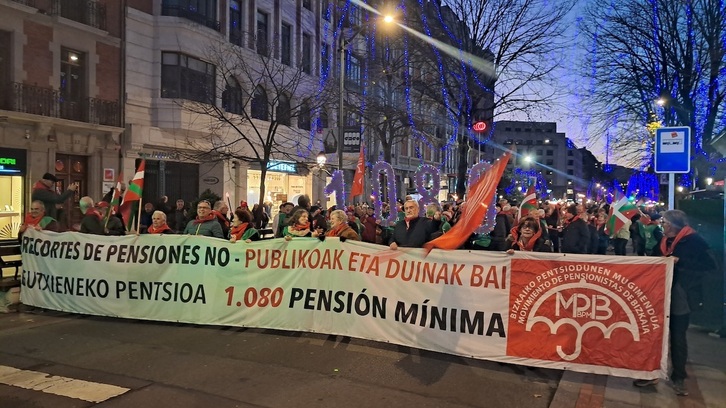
337, 14, 395, 173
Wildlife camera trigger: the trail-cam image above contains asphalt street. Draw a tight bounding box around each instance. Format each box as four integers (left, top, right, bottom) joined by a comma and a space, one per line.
0, 309, 562, 407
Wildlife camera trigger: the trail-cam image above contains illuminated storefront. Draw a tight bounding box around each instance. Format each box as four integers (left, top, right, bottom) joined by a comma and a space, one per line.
0, 148, 26, 240
247, 161, 310, 219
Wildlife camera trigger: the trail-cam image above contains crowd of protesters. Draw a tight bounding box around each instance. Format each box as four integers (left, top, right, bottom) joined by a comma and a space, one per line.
21, 170, 718, 397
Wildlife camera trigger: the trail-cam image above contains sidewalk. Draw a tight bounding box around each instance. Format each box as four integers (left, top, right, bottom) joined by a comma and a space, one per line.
549, 327, 726, 407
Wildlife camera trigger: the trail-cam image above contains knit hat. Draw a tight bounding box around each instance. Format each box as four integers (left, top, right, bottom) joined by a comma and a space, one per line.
42, 172, 58, 182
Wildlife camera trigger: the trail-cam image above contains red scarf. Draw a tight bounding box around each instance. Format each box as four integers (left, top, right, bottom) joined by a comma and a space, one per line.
148, 224, 172, 234
290, 222, 310, 232
193, 213, 216, 225
32, 180, 52, 192
84, 208, 102, 221
24, 213, 44, 226
404, 216, 417, 223
213, 210, 230, 227
660, 225, 696, 256
564, 214, 581, 226
326, 223, 347, 237
509, 227, 543, 251
229, 223, 249, 240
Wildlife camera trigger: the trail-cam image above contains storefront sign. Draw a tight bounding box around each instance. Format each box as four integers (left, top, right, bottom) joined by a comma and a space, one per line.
0, 148, 27, 175
202, 176, 220, 185
267, 161, 297, 174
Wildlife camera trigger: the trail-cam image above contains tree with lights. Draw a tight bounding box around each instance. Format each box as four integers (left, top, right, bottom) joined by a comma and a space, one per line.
412, 0, 576, 197
580, 0, 726, 183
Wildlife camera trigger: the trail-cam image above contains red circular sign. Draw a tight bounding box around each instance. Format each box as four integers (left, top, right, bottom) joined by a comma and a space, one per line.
472, 121, 487, 132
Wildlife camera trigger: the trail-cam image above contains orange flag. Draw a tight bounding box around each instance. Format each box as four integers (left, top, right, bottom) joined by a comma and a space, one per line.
351, 145, 365, 197
424, 152, 511, 250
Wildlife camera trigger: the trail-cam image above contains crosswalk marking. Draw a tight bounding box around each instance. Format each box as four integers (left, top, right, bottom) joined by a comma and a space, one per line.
0, 365, 129, 403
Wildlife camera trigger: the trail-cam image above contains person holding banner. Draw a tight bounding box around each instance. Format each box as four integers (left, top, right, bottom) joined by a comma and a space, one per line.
283, 209, 313, 240
389, 200, 436, 249
229, 208, 260, 243
145, 211, 173, 234
634, 210, 716, 396
505, 216, 551, 253
323, 209, 360, 241
18, 200, 59, 239
183, 200, 224, 238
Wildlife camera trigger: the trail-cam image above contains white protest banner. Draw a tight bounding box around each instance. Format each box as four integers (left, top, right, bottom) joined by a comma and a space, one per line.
20, 230, 672, 379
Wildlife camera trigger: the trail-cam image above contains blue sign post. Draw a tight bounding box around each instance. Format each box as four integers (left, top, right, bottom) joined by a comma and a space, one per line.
654, 127, 690, 173
654, 126, 691, 210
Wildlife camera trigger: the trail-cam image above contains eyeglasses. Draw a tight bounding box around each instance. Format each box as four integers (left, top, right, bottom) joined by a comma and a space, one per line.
521, 224, 537, 230
197, 206, 210, 210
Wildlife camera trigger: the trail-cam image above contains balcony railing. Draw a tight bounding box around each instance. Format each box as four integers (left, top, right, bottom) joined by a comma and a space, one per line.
52, 0, 106, 31
1, 82, 120, 127
162, 5, 221, 32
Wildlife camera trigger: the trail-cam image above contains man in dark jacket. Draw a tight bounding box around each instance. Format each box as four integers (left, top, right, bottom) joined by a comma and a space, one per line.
490, 203, 512, 251
389, 200, 436, 249
31, 172, 77, 221
560, 204, 590, 254
633, 210, 716, 396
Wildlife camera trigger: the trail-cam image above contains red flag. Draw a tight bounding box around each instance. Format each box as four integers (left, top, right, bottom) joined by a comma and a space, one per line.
518, 185, 537, 221
120, 160, 145, 230
350, 145, 365, 197
424, 152, 511, 250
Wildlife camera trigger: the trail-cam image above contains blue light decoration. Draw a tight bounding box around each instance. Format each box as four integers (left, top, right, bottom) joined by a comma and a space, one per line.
504, 168, 549, 200
625, 172, 659, 202
414, 164, 440, 216
371, 161, 398, 226
468, 161, 496, 234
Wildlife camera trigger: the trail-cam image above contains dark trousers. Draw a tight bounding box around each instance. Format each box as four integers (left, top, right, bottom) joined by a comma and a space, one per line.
613, 238, 628, 255
670, 313, 690, 381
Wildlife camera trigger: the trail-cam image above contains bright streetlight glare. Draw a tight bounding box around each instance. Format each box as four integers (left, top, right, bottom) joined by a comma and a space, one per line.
383, 15, 394, 24
656, 98, 666, 106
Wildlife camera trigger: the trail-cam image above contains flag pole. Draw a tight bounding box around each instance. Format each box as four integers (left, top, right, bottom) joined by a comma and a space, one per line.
135, 200, 142, 235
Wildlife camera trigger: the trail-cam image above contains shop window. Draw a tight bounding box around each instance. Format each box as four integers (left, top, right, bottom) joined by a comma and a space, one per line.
281, 23, 292, 66
144, 160, 200, 205
161, 52, 216, 104
60, 48, 87, 122
276, 93, 291, 126
0, 175, 22, 240
251, 86, 269, 120
223, 77, 243, 115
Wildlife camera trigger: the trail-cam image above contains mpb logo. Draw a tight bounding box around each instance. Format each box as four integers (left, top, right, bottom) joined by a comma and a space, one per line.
556, 292, 612, 320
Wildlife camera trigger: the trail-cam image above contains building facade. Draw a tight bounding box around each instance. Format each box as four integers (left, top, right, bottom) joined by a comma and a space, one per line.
123, 0, 325, 216
0, 0, 124, 238
494, 121, 584, 200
